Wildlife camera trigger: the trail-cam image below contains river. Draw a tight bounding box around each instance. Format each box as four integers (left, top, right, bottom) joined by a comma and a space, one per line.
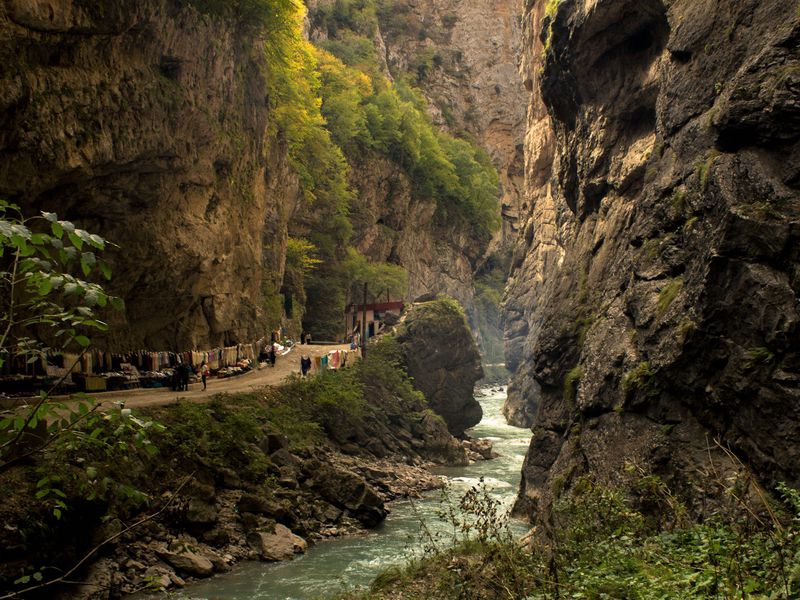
155, 386, 530, 599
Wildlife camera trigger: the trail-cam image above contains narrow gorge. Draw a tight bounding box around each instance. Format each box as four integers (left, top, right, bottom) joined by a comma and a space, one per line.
1, 0, 799, 598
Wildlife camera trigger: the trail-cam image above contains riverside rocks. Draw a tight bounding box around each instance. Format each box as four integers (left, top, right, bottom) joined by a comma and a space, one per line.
247, 525, 307, 561
82, 452, 457, 596
155, 549, 214, 577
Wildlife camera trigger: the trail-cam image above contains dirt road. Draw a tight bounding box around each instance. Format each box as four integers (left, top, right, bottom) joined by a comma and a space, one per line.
51, 343, 351, 410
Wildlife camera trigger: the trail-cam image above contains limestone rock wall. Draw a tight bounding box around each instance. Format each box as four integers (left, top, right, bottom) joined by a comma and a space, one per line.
382, 0, 526, 247
395, 297, 484, 437
348, 156, 482, 312
377, 0, 528, 249
0, 0, 301, 351
506, 0, 800, 521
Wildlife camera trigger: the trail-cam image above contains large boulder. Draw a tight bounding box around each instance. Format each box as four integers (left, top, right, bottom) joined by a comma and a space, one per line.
307, 461, 387, 527
395, 297, 484, 437
156, 550, 214, 578
246, 524, 307, 561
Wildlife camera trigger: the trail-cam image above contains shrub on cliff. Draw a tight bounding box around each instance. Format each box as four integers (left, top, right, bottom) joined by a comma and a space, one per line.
317, 49, 501, 243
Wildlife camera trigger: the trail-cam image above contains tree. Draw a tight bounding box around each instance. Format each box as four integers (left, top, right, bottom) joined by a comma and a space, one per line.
342, 247, 407, 303
0, 202, 159, 475
0, 201, 120, 370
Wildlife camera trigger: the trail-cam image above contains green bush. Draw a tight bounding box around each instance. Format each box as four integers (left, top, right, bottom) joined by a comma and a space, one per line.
152, 397, 275, 482
342, 476, 800, 599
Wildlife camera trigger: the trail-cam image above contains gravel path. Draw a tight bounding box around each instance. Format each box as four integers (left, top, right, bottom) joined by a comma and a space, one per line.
47, 343, 351, 410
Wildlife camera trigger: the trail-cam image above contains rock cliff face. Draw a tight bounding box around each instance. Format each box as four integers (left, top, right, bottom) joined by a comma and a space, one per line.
377, 0, 528, 247
347, 156, 483, 311
396, 297, 484, 437
506, 0, 800, 521
308, 0, 527, 339
0, 0, 522, 351
0, 0, 300, 351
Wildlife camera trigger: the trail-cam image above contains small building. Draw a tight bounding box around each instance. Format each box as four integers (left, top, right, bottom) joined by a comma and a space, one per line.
345, 301, 404, 340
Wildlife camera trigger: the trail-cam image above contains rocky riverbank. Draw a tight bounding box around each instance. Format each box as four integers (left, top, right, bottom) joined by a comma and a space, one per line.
1, 303, 493, 600
73, 447, 474, 598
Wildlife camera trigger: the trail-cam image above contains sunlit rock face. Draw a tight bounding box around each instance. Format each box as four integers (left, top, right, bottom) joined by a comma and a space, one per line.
506, 0, 800, 521
309, 0, 528, 316
0, 0, 301, 350
374, 0, 528, 250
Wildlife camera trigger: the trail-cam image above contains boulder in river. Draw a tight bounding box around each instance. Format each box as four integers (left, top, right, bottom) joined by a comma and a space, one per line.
395, 296, 484, 437
247, 524, 307, 561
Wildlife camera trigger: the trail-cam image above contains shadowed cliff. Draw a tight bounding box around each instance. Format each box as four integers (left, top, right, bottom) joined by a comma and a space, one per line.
505, 0, 800, 522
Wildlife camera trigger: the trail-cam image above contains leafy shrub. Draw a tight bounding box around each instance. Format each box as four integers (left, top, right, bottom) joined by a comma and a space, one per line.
152, 397, 275, 482
342, 475, 800, 599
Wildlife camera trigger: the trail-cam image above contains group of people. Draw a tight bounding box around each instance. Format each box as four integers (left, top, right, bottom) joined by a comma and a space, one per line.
170, 361, 210, 391
167, 328, 319, 390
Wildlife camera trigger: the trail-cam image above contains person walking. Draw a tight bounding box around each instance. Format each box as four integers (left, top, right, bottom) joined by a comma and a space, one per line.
171, 364, 181, 392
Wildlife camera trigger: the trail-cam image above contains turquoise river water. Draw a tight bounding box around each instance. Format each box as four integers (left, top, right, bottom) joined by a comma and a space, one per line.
152, 386, 530, 599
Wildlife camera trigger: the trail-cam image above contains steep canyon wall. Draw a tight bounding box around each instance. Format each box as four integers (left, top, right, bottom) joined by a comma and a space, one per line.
0, 0, 302, 351
374, 0, 527, 248
316, 0, 528, 349
0, 0, 524, 352
506, 0, 800, 521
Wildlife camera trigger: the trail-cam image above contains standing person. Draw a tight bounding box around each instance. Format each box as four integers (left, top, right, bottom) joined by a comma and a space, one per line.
268, 344, 277, 368
306, 331, 312, 345
171, 365, 181, 392
300, 331, 307, 345
180, 362, 191, 391
200, 361, 209, 391
300, 355, 311, 377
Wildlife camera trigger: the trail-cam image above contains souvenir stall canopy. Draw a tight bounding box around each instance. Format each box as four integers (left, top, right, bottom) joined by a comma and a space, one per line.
0, 335, 284, 397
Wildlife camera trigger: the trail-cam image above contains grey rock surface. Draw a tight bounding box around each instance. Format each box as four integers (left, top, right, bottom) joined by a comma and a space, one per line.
505, 0, 800, 524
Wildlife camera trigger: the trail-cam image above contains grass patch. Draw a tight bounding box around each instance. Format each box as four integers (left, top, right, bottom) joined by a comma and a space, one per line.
621, 361, 655, 400
696, 149, 721, 192
669, 188, 687, 217
744, 346, 775, 370
563, 365, 583, 405
657, 277, 684, 317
